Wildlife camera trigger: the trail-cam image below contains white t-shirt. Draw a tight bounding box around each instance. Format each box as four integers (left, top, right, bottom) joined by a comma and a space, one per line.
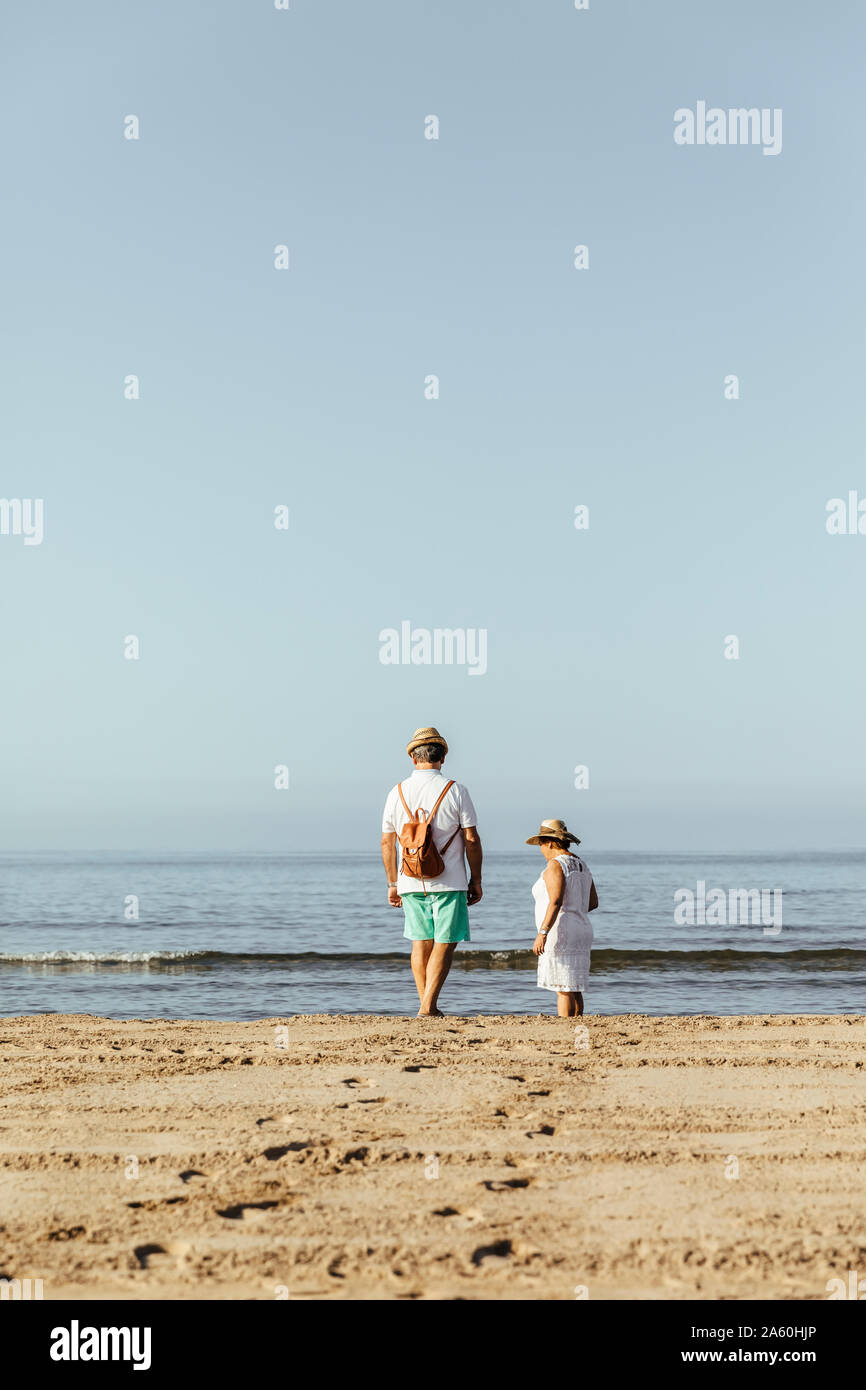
382, 769, 478, 894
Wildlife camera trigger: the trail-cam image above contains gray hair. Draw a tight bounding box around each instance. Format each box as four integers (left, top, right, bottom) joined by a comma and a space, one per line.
411, 742, 446, 763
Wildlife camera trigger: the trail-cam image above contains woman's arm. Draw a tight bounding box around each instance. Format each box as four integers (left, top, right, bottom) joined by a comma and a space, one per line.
533, 861, 564, 955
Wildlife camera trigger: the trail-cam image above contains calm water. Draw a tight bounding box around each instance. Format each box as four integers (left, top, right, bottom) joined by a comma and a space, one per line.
0, 851, 863, 1018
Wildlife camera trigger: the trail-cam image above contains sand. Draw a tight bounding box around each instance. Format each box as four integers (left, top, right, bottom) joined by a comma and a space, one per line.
1, 1012, 864, 1301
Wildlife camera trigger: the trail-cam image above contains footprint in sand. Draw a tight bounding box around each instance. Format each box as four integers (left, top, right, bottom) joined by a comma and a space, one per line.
134, 1240, 190, 1269
216, 1200, 280, 1220
264, 1141, 311, 1158
179, 1170, 207, 1184
337, 1147, 370, 1168
525, 1123, 556, 1137
483, 1178, 531, 1191
342, 1077, 375, 1088
432, 1206, 484, 1225
471, 1238, 513, 1266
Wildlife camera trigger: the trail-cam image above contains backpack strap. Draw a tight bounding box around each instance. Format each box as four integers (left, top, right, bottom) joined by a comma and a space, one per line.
396, 781, 413, 818
428, 782, 462, 853
427, 779, 455, 824
397, 778, 455, 824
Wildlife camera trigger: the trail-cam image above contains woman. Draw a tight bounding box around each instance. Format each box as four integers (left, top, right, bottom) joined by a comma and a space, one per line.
527, 819, 598, 1017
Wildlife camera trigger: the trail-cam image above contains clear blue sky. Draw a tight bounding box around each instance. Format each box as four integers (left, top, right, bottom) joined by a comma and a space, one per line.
2, 0, 864, 851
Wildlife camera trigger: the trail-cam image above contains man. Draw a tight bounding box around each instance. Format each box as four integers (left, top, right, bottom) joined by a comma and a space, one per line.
381, 726, 483, 1017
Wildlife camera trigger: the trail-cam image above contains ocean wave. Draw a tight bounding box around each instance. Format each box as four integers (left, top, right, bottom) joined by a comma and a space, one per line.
0, 947, 864, 972
0, 949, 207, 964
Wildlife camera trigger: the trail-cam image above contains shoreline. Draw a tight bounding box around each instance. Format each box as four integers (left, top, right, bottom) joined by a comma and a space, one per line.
1, 1012, 864, 1300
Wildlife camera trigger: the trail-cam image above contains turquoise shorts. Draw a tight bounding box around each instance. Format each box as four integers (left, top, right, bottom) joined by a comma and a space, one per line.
402, 890, 470, 944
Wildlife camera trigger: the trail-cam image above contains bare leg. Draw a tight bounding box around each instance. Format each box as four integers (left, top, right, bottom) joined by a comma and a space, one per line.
410, 939, 434, 1005
556, 991, 583, 1017
419, 942, 457, 1016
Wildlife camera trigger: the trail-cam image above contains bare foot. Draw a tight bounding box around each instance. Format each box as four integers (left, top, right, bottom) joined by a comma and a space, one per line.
417, 1008, 444, 1018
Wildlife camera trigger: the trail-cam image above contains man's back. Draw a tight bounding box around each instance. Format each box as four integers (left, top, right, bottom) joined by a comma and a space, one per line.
382, 768, 477, 895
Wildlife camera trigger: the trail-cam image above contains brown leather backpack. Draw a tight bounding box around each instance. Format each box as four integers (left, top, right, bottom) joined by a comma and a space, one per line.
397, 779, 462, 892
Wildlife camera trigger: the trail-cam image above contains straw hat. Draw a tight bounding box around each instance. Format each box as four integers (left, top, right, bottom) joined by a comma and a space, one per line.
406, 726, 449, 757
525, 818, 581, 847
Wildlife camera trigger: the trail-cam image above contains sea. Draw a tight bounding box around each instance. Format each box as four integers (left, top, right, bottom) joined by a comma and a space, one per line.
0, 851, 863, 1019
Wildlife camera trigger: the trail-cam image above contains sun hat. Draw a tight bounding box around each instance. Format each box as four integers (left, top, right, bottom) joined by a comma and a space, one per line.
525, 818, 581, 847
406, 726, 449, 756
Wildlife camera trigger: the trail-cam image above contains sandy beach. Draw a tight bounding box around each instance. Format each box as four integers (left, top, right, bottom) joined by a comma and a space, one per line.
1, 1012, 864, 1301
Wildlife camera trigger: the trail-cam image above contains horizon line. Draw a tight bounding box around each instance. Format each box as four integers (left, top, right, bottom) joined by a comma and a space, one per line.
1, 846, 864, 857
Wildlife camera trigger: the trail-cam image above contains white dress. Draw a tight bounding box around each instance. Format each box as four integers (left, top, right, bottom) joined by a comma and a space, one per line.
532, 854, 594, 993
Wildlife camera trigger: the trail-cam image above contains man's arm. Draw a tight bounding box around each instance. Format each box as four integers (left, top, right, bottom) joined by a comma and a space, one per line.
381, 831, 401, 907
464, 826, 483, 904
